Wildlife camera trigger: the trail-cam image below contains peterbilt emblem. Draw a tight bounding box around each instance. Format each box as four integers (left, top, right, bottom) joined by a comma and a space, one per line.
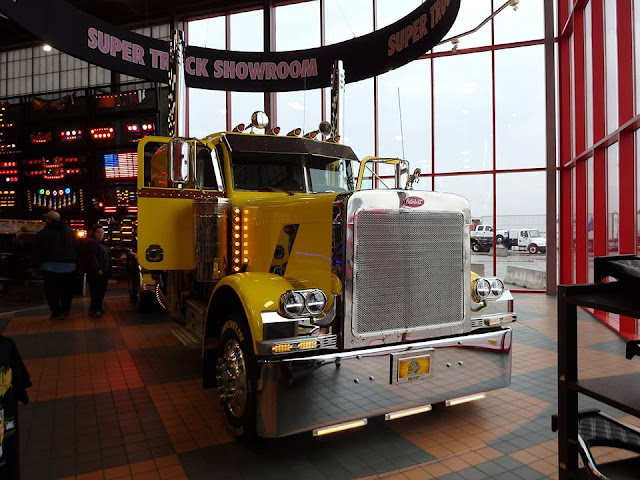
403, 196, 424, 207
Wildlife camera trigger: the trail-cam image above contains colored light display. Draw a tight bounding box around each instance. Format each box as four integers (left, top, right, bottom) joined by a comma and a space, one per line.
60, 129, 83, 142
30, 188, 84, 211
30, 132, 52, 144
104, 152, 137, 178
91, 127, 114, 140
0, 161, 18, 183
24, 157, 85, 179
0, 190, 16, 208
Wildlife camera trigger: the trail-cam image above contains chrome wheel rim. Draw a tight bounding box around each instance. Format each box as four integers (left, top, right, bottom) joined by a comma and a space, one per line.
217, 338, 248, 418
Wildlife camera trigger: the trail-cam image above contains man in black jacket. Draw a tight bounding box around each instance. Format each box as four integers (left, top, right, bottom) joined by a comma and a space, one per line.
32, 211, 77, 319
83, 225, 110, 317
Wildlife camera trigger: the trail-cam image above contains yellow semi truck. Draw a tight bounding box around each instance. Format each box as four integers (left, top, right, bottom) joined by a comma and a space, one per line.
131, 114, 516, 439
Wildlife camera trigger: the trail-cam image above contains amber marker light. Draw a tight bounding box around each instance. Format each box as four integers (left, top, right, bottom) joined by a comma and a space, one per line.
287, 128, 302, 137
313, 419, 368, 437
272, 343, 293, 354
445, 393, 486, 407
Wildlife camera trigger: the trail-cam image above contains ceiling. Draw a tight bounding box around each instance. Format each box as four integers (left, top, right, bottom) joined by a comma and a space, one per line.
0, 0, 264, 51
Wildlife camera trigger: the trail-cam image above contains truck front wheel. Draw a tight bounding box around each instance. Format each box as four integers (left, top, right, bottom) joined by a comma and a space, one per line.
527, 243, 539, 254
472, 241, 482, 253
216, 315, 257, 440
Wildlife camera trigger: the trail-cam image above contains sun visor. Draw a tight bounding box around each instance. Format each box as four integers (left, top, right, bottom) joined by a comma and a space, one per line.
224, 134, 359, 161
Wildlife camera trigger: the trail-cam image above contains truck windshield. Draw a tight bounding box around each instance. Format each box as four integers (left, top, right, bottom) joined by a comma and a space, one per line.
231, 152, 355, 193
529, 230, 541, 238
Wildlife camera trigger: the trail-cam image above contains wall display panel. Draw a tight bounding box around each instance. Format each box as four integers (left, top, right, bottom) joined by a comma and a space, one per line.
377, 60, 431, 175
494, 0, 544, 45
103, 152, 138, 179
276, 1, 320, 51
607, 143, 619, 254
495, 45, 545, 170
375, 0, 422, 30
496, 171, 547, 289
433, 0, 491, 53
325, 0, 373, 45
434, 52, 492, 173
604, 0, 618, 134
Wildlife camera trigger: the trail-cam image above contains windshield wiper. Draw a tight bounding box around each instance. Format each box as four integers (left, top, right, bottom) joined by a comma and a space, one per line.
257, 186, 296, 195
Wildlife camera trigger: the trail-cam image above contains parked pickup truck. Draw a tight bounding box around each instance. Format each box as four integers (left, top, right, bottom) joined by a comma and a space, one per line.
470, 225, 499, 252
503, 229, 547, 254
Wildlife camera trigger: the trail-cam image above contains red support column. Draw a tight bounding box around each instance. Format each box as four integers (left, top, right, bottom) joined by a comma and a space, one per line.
591, 0, 607, 259
559, 21, 573, 284
617, 0, 635, 254
573, 8, 587, 283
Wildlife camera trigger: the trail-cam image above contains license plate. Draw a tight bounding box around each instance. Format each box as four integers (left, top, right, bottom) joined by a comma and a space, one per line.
397, 354, 431, 383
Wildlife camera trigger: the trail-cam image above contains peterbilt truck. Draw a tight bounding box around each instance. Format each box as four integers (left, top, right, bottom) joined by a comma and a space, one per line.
132, 115, 516, 439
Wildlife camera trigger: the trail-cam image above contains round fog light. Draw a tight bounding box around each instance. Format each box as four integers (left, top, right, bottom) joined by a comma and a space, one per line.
475, 278, 491, 300
305, 290, 327, 315
282, 291, 306, 317
490, 278, 504, 297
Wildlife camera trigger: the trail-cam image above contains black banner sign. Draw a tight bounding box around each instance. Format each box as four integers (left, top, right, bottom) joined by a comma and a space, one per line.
0, 0, 460, 92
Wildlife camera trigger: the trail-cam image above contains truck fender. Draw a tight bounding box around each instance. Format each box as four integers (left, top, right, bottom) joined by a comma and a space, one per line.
203, 272, 299, 353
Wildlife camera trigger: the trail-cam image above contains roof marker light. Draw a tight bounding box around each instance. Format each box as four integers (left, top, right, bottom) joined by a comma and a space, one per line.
303, 130, 319, 139
266, 127, 281, 136
287, 128, 302, 137
232, 123, 245, 133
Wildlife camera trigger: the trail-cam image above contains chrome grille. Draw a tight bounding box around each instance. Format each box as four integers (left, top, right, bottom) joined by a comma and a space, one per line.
353, 210, 465, 334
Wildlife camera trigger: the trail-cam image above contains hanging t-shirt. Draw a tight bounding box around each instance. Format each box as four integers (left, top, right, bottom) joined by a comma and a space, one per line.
0, 336, 31, 480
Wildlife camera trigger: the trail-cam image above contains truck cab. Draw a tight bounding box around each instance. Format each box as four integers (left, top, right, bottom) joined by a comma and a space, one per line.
504, 229, 547, 254
133, 113, 516, 439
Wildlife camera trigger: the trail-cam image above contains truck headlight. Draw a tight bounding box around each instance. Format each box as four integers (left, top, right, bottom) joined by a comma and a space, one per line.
474, 278, 491, 301
281, 291, 306, 317
305, 289, 327, 315
490, 278, 504, 298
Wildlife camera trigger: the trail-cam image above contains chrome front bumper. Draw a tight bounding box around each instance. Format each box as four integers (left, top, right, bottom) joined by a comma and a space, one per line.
256, 327, 512, 437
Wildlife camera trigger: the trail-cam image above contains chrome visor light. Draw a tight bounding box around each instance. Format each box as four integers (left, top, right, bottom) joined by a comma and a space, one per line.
305, 290, 327, 315
490, 278, 505, 298
281, 291, 306, 317
474, 278, 491, 300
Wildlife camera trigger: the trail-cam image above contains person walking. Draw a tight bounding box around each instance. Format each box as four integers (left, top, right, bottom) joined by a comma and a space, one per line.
32, 211, 77, 319
83, 225, 110, 317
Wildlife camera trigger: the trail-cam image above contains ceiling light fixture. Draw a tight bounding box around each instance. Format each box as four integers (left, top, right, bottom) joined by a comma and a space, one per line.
43, 44, 52, 52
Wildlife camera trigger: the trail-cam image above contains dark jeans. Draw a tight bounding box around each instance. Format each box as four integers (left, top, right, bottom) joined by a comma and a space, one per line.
42, 271, 74, 316
87, 272, 109, 312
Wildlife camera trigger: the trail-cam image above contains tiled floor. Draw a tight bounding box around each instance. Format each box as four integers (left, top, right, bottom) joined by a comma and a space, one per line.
1, 288, 639, 479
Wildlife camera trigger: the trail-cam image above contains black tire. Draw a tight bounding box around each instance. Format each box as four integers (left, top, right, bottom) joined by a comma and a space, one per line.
527, 243, 539, 254
496, 235, 504, 245
128, 269, 142, 304
216, 315, 257, 440
138, 291, 158, 313
472, 241, 482, 253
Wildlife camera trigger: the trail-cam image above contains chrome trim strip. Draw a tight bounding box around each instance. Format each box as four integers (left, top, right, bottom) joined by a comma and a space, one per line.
256, 327, 512, 437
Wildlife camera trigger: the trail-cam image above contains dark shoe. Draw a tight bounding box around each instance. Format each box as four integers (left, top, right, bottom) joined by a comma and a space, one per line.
56, 313, 66, 320
94, 311, 103, 317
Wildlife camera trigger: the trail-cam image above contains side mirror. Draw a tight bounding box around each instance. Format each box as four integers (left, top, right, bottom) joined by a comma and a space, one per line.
169, 139, 193, 183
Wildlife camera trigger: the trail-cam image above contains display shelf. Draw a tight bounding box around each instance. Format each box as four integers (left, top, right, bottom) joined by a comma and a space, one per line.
557, 255, 640, 480
573, 374, 640, 418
